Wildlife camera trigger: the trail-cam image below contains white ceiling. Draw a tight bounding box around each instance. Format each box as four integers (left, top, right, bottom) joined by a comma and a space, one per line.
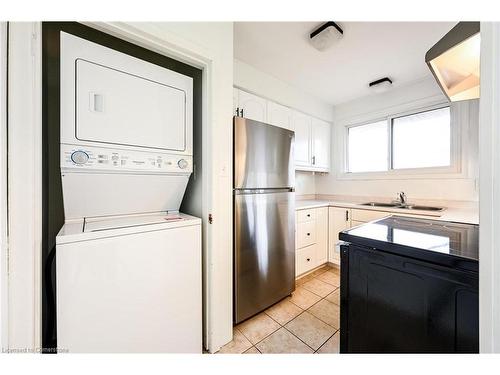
234, 22, 456, 105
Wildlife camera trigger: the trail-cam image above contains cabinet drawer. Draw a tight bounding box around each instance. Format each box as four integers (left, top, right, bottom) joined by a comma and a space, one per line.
297, 221, 316, 248
296, 245, 316, 276
297, 209, 316, 222
351, 209, 390, 223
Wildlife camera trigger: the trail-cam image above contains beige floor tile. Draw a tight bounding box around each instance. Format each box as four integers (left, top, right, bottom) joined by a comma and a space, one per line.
256, 328, 313, 354
217, 328, 253, 354
329, 264, 341, 275
285, 311, 336, 351
302, 278, 336, 297
325, 288, 340, 306
316, 271, 340, 287
265, 299, 303, 325
295, 273, 315, 286
308, 299, 340, 329
310, 266, 329, 277
317, 331, 340, 354
243, 346, 261, 354
287, 286, 322, 309
236, 312, 280, 345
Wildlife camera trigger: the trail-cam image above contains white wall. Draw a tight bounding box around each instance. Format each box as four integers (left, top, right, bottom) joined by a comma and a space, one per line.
295, 171, 316, 196
315, 77, 480, 202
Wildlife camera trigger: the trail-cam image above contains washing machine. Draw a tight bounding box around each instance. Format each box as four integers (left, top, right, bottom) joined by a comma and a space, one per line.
56, 32, 201, 353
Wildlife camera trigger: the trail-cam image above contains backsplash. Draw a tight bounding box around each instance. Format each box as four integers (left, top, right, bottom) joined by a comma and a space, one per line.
295, 171, 315, 197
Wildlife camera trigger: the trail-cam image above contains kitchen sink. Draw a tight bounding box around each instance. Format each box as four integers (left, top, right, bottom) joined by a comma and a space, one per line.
402, 205, 444, 211
361, 202, 402, 207
361, 202, 444, 212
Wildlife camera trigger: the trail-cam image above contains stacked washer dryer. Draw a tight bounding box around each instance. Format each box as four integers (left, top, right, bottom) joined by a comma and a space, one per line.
56, 32, 201, 353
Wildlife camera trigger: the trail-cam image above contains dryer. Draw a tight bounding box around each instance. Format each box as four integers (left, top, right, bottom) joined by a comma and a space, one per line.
56, 32, 201, 353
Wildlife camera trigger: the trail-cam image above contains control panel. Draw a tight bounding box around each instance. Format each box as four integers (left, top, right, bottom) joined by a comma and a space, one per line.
61, 144, 192, 174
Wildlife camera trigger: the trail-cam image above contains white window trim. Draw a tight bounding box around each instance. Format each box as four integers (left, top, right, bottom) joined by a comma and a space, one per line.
338, 101, 467, 181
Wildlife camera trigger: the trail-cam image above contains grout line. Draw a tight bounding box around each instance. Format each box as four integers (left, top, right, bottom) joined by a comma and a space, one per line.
306, 297, 341, 330
282, 323, 317, 353
315, 329, 339, 354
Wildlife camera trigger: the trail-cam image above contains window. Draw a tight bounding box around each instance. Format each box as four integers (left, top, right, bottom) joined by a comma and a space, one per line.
347, 120, 388, 173
346, 106, 452, 173
392, 107, 450, 169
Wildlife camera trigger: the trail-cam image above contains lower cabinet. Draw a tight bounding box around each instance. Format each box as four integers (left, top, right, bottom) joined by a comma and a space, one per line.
295, 207, 328, 276
328, 207, 351, 264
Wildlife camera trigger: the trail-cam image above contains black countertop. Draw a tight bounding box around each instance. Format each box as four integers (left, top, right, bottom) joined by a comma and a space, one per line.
339, 216, 479, 272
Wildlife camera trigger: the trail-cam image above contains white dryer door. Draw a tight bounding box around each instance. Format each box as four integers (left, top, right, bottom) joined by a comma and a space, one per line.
76, 59, 186, 151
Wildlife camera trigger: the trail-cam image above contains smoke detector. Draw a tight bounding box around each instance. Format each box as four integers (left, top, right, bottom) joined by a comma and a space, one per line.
310, 22, 343, 51
369, 77, 393, 93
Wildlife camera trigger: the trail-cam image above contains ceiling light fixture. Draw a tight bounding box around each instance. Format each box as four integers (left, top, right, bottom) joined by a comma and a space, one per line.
309, 22, 343, 51
426, 22, 480, 102
369, 77, 393, 93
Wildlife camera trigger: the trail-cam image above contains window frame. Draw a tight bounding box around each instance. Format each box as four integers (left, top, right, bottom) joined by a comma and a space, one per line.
342, 102, 462, 179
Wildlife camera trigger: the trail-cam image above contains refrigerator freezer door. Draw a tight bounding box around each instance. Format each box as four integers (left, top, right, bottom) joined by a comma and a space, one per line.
234, 190, 295, 323
234, 117, 295, 189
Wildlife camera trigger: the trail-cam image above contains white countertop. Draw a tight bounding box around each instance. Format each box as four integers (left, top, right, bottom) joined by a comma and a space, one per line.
295, 199, 479, 225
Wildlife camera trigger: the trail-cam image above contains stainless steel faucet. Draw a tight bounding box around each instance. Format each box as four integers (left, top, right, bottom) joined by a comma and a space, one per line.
398, 191, 407, 206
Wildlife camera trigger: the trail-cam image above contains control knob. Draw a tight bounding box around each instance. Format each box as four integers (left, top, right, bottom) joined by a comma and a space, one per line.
177, 159, 189, 169
71, 151, 89, 165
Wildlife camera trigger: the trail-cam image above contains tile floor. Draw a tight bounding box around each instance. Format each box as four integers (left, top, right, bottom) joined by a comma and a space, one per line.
218, 264, 341, 354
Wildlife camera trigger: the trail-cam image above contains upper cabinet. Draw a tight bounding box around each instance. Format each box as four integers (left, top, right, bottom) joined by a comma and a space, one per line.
292, 110, 312, 168
234, 88, 331, 172
267, 101, 292, 130
236, 90, 267, 122
311, 118, 331, 171
293, 111, 331, 172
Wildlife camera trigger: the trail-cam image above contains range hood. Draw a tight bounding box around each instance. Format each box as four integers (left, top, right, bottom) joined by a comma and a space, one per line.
426, 22, 480, 102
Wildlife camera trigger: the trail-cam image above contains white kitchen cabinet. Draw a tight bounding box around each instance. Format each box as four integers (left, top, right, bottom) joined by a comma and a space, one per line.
292, 110, 331, 172
233, 88, 331, 172
292, 110, 312, 169
311, 118, 331, 171
236, 89, 267, 122
350, 209, 391, 223
296, 206, 329, 276
267, 101, 292, 130
328, 207, 351, 264
315, 207, 329, 265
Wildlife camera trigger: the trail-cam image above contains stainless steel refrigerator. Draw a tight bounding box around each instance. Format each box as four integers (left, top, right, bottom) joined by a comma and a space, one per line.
233, 116, 295, 324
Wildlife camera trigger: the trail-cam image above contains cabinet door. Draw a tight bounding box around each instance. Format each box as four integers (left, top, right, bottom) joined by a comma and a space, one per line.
238, 90, 267, 122
267, 101, 292, 130
315, 207, 329, 266
311, 118, 331, 171
328, 207, 350, 263
292, 110, 312, 168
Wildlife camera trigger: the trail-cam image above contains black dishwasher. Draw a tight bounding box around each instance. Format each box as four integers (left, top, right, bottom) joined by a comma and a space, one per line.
339, 216, 479, 353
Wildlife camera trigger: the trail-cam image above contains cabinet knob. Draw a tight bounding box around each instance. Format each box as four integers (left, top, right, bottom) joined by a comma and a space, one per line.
307, 233, 310, 236
306, 258, 311, 262
307, 214, 311, 217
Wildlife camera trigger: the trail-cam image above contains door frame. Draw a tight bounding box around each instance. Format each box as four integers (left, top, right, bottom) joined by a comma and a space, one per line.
1, 21, 8, 351
479, 21, 500, 353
